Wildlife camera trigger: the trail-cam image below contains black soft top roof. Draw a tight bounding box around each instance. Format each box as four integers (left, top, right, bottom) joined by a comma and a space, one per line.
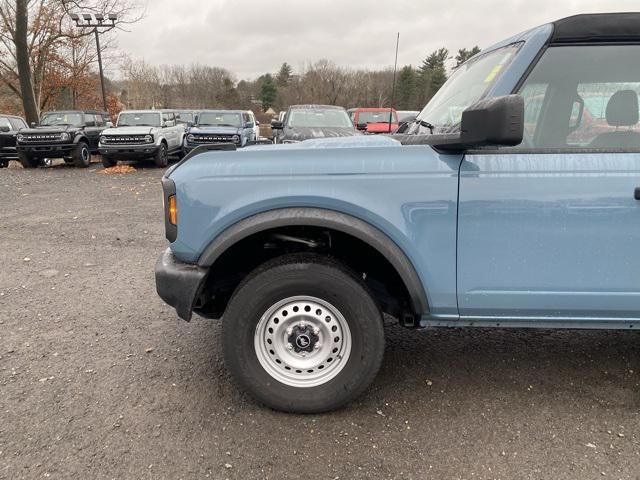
551, 13, 640, 44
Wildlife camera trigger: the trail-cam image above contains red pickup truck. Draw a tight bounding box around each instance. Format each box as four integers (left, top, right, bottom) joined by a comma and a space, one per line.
347, 108, 399, 134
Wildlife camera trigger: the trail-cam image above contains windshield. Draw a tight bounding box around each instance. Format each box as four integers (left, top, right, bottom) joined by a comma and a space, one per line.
287, 108, 353, 128
417, 43, 521, 133
177, 113, 195, 123
358, 111, 397, 124
197, 112, 242, 127
41, 112, 83, 127
117, 112, 162, 127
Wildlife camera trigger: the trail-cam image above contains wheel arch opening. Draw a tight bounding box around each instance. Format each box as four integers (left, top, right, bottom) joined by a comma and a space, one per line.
193, 210, 428, 324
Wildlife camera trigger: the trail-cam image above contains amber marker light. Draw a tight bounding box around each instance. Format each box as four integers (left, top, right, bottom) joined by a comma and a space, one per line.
168, 195, 177, 225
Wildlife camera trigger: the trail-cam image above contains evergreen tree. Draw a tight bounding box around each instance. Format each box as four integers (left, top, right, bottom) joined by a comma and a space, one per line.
455, 46, 481, 68
417, 48, 449, 104
276, 62, 293, 87
259, 74, 278, 111
396, 66, 417, 110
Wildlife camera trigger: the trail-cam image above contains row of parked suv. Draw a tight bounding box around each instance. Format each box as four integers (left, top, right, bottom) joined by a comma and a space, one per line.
0, 108, 262, 168
0, 105, 419, 169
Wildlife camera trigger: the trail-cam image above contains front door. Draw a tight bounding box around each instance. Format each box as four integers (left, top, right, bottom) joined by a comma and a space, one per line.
457, 43, 640, 324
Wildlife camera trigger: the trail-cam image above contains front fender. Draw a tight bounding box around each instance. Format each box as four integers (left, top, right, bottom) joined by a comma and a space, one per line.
196, 207, 429, 316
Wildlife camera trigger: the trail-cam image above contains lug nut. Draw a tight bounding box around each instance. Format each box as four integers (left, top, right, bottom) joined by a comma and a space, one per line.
286, 343, 293, 350
299, 320, 306, 328
301, 352, 307, 357
314, 343, 321, 350
312, 327, 320, 335
286, 327, 293, 336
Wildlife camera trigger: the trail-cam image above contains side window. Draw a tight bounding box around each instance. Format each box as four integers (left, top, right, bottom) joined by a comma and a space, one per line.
85, 114, 96, 127
9, 118, 25, 130
0, 117, 11, 130
515, 44, 640, 149
94, 114, 104, 127
243, 113, 250, 125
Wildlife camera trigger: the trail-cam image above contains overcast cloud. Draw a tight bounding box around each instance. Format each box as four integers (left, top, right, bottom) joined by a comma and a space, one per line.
116, 0, 638, 80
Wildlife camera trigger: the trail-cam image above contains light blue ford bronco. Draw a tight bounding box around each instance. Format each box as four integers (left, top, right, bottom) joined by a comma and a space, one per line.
155, 13, 640, 412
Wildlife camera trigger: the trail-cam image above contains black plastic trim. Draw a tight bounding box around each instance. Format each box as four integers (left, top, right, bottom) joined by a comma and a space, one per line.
196, 208, 429, 316
155, 248, 208, 321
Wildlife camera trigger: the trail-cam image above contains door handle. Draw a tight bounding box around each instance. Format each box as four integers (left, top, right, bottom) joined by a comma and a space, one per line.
636, 188, 640, 200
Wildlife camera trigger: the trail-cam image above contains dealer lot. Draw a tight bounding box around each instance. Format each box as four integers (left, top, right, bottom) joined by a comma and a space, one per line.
1, 162, 640, 479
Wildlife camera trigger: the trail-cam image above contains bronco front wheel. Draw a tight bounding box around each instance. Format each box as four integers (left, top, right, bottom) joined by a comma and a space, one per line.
223, 254, 384, 413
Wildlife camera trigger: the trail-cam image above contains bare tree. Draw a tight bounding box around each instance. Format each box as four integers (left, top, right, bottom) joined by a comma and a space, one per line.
0, 0, 143, 122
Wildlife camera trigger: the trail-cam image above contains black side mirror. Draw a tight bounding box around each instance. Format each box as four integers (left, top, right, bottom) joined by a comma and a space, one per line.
0, 126, 9, 133
432, 95, 524, 151
271, 121, 284, 129
459, 95, 524, 146
30, 122, 36, 127
356, 123, 368, 131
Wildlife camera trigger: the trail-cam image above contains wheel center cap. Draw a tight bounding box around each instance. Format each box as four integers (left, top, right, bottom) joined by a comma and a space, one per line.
288, 325, 319, 353
295, 334, 310, 349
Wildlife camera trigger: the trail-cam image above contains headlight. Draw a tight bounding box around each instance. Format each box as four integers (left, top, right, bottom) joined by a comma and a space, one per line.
99, 136, 106, 144
186, 134, 195, 142
144, 134, 153, 143
59, 132, 70, 141
232, 135, 240, 144
17, 134, 24, 142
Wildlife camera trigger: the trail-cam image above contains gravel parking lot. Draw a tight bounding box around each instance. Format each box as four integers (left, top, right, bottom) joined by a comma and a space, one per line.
1, 160, 640, 480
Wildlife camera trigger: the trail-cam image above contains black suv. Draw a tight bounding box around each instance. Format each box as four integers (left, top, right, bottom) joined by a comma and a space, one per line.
0, 114, 27, 168
16, 110, 111, 168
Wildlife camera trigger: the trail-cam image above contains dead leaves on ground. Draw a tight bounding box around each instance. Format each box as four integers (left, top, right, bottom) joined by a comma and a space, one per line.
98, 165, 137, 174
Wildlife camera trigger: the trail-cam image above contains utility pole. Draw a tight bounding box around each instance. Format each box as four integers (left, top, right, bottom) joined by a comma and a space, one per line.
389, 32, 400, 133
70, 13, 118, 113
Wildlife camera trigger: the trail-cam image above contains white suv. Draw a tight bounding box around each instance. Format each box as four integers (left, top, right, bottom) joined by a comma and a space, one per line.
99, 110, 185, 168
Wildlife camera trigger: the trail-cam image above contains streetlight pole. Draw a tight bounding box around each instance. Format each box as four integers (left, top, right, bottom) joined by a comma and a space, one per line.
93, 27, 107, 112
70, 13, 117, 113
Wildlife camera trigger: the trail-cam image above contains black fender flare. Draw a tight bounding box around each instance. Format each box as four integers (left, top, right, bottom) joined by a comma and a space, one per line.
197, 207, 429, 315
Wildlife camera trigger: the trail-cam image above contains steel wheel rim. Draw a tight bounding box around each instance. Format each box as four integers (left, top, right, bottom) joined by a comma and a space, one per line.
254, 296, 352, 388
82, 147, 89, 162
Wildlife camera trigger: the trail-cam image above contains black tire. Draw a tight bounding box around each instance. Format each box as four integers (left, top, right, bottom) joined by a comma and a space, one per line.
101, 155, 117, 168
63, 157, 73, 164
223, 254, 385, 413
153, 142, 168, 168
18, 151, 40, 169
72, 141, 91, 168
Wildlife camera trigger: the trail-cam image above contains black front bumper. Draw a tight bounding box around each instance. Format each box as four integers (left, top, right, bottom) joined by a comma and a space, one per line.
0, 147, 18, 160
155, 248, 208, 321
99, 144, 160, 158
17, 143, 75, 158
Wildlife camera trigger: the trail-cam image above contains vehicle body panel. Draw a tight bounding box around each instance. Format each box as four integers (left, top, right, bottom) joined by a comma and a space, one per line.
168, 137, 462, 317
458, 152, 640, 323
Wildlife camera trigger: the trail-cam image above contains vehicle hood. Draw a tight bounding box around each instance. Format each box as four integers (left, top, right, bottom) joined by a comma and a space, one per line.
167, 135, 401, 178
19, 125, 78, 135
280, 126, 359, 142
189, 126, 242, 135
103, 126, 155, 135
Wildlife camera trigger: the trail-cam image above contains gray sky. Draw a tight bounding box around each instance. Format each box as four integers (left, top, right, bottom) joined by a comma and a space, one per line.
117, 0, 638, 80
